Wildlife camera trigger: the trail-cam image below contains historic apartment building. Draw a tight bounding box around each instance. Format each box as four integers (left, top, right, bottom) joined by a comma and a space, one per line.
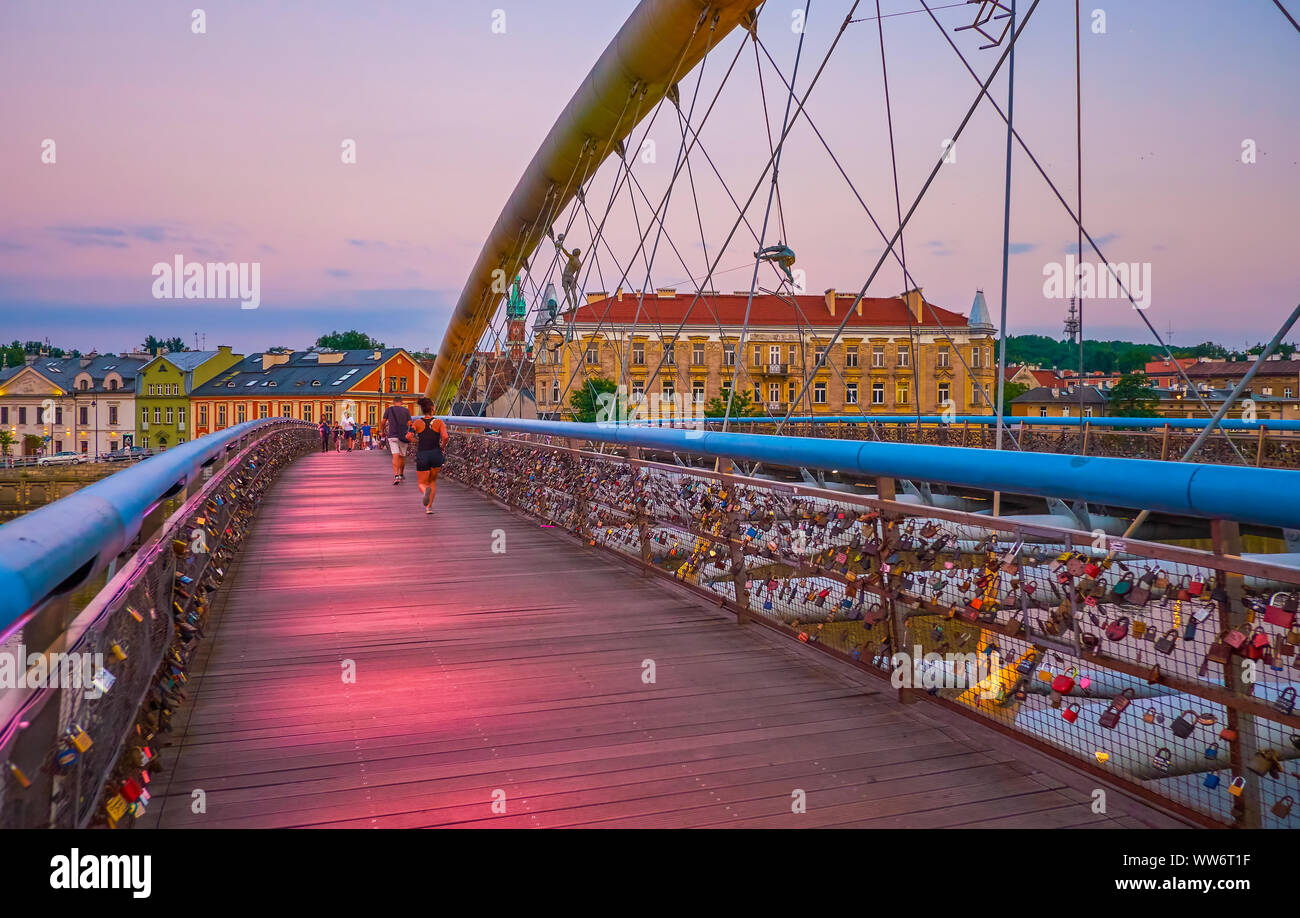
532, 287, 998, 419
188, 348, 430, 435
0, 354, 145, 456
136, 346, 243, 449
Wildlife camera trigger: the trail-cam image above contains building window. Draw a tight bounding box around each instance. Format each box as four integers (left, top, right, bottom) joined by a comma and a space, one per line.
153, 407, 161, 424
971, 347, 982, 369
198, 405, 207, 428
897, 379, 910, 405
321, 404, 332, 423
846, 383, 858, 405
302, 404, 313, 423
662, 379, 675, 399
551, 380, 560, 404
1061, 406, 1071, 418
217, 405, 227, 427
55, 407, 62, 424
692, 343, 705, 366
1084, 407, 1094, 418
142, 436, 149, 448
871, 346, 885, 368
178, 406, 187, 427
813, 381, 827, 404
177, 437, 185, 444
768, 382, 780, 403
663, 344, 676, 366
751, 346, 762, 367
938, 346, 950, 368
237, 404, 248, 423
400, 377, 408, 392
1040, 406, 1048, 417
585, 344, 599, 365
79, 407, 88, 425
0, 407, 6, 424
897, 345, 910, 367
54, 440, 62, 452
938, 382, 950, 405
845, 346, 858, 368
722, 343, 735, 366
108, 406, 118, 426
632, 342, 645, 365
630, 380, 644, 402
872, 383, 885, 405
259, 403, 270, 419
787, 381, 797, 403
814, 345, 827, 367
693, 379, 706, 402
788, 345, 798, 365
368, 405, 378, 425
165, 407, 173, 424
1262, 386, 1273, 396
282, 403, 292, 418
1286, 387, 1294, 399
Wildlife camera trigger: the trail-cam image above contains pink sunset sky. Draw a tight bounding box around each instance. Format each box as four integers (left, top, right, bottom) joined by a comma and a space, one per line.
0, 0, 1296, 356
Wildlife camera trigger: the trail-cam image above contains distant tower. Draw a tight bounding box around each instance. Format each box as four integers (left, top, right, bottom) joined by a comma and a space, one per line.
506, 274, 527, 361
1063, 297, 1080, 342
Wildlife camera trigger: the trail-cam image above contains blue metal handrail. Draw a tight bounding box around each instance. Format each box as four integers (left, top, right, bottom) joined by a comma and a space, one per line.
695, 414, 1300, 431
441, 416, 1300, 530
0, 419, 312, 631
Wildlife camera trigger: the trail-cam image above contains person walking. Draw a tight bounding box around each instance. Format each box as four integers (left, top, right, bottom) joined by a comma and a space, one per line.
406, 397, 448, 514
360, 421, 372, 450
381, 394, 411, 485
318, 420, 329, 453
341, 412, 357, 451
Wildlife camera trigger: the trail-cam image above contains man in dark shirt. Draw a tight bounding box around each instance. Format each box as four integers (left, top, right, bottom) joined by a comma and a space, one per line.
381, 395, 412, 484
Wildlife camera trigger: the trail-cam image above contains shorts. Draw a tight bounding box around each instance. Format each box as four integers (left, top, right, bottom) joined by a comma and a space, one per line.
415, 449, 445, 472
387, 438, 405, 456
344, 429, 356, 440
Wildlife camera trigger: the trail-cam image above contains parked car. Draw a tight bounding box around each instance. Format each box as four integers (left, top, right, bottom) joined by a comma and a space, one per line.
101, 446, 153, 463
36, 451, 86, 466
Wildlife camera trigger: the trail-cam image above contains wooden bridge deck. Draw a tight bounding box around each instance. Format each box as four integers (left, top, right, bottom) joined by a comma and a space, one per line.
139, 450, 1184, 829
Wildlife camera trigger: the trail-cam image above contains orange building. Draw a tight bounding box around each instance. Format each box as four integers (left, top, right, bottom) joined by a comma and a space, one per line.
189, 348, 429, 435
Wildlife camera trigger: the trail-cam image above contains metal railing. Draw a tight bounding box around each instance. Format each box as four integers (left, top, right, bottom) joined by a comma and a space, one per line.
703, 417, 1300, 468
0, 419, 316, 828
442, 417, 1300, 827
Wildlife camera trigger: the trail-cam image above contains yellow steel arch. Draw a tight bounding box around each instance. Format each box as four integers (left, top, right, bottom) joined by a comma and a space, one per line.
428, 0, 760, 410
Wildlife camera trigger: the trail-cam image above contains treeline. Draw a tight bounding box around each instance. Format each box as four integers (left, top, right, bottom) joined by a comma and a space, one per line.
1001, 335, 1296, 374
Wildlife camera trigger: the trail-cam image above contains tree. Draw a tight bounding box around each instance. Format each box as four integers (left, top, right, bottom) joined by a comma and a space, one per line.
0, 430, 14, 456
1108, 371, 1160, 417
703, 388, 764, 418
568, 376, 619, 423
22, 434, 44, 455
1, 341, 25, 370
317, 330, 384, 351
997, 381, 1030, 413
141, 335, 186, 355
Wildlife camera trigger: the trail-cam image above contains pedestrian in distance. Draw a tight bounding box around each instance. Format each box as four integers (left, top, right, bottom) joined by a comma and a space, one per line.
318, 421, 329, 453
381, 394, 412, 484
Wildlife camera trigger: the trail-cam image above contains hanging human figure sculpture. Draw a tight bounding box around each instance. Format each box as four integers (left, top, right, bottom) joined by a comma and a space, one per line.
552, 232, 582, 307
755, 242, 797, 285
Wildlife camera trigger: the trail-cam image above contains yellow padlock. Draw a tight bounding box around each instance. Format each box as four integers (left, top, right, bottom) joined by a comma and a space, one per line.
1132, 619, 1148, 638
110, 643, 127, 662
1229, 776, 1246, 797
105, 794, 128, 826
69, 726, 92, 753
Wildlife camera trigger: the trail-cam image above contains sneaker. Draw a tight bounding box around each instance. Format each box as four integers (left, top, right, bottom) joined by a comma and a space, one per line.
425, 507, 434, 515
393, 477, 401, 486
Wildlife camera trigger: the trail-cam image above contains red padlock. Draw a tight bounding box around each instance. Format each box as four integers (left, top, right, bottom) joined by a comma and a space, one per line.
1062, 703, 1080, 723
1083, 561, 1101, 579
120, 777, 143, 802
1105, 616, 1130, 642
1052, 667, 1077, 694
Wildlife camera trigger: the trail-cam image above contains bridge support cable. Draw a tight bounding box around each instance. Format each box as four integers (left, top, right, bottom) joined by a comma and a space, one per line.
916, 0, 1250, 464
874, 0, 925, 440
783, 0, 1042, 449
722, 0, 811, 433
746, 32, 1020, 449
993, 0, 1015, 454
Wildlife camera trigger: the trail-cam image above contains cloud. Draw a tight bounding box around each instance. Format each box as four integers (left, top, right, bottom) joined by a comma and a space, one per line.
1007, 242, 1037, 255
49, 225, 129, 248
326, 268, 352, 278
1065, 233, 1120, 254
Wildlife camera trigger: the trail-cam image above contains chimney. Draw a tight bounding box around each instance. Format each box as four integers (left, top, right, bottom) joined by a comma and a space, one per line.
373, 349, 382, 361
262, 352, 291, 371
1050, 387, 1060, 398
616, 287, 624, 302
824, 288, 836, 317
903, 288, 924, 323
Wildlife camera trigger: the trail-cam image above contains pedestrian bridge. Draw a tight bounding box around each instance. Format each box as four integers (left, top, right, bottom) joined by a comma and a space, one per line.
2, 417, 1299, 829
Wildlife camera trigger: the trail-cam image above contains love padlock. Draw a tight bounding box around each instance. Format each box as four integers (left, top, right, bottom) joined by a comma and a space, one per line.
1062, 703, 1080, 724
1152, 747, 1173, 772
1228, 776, 1247, 797
1051, 667, 1076, 694
1205, 742, 1220, 760
1273, 796, 1294, 819
1204, 772, 1221, 789
1171, 709, 1197, 739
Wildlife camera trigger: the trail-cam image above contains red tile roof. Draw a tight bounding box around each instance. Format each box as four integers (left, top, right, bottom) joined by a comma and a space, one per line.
564, 291, 971, 329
